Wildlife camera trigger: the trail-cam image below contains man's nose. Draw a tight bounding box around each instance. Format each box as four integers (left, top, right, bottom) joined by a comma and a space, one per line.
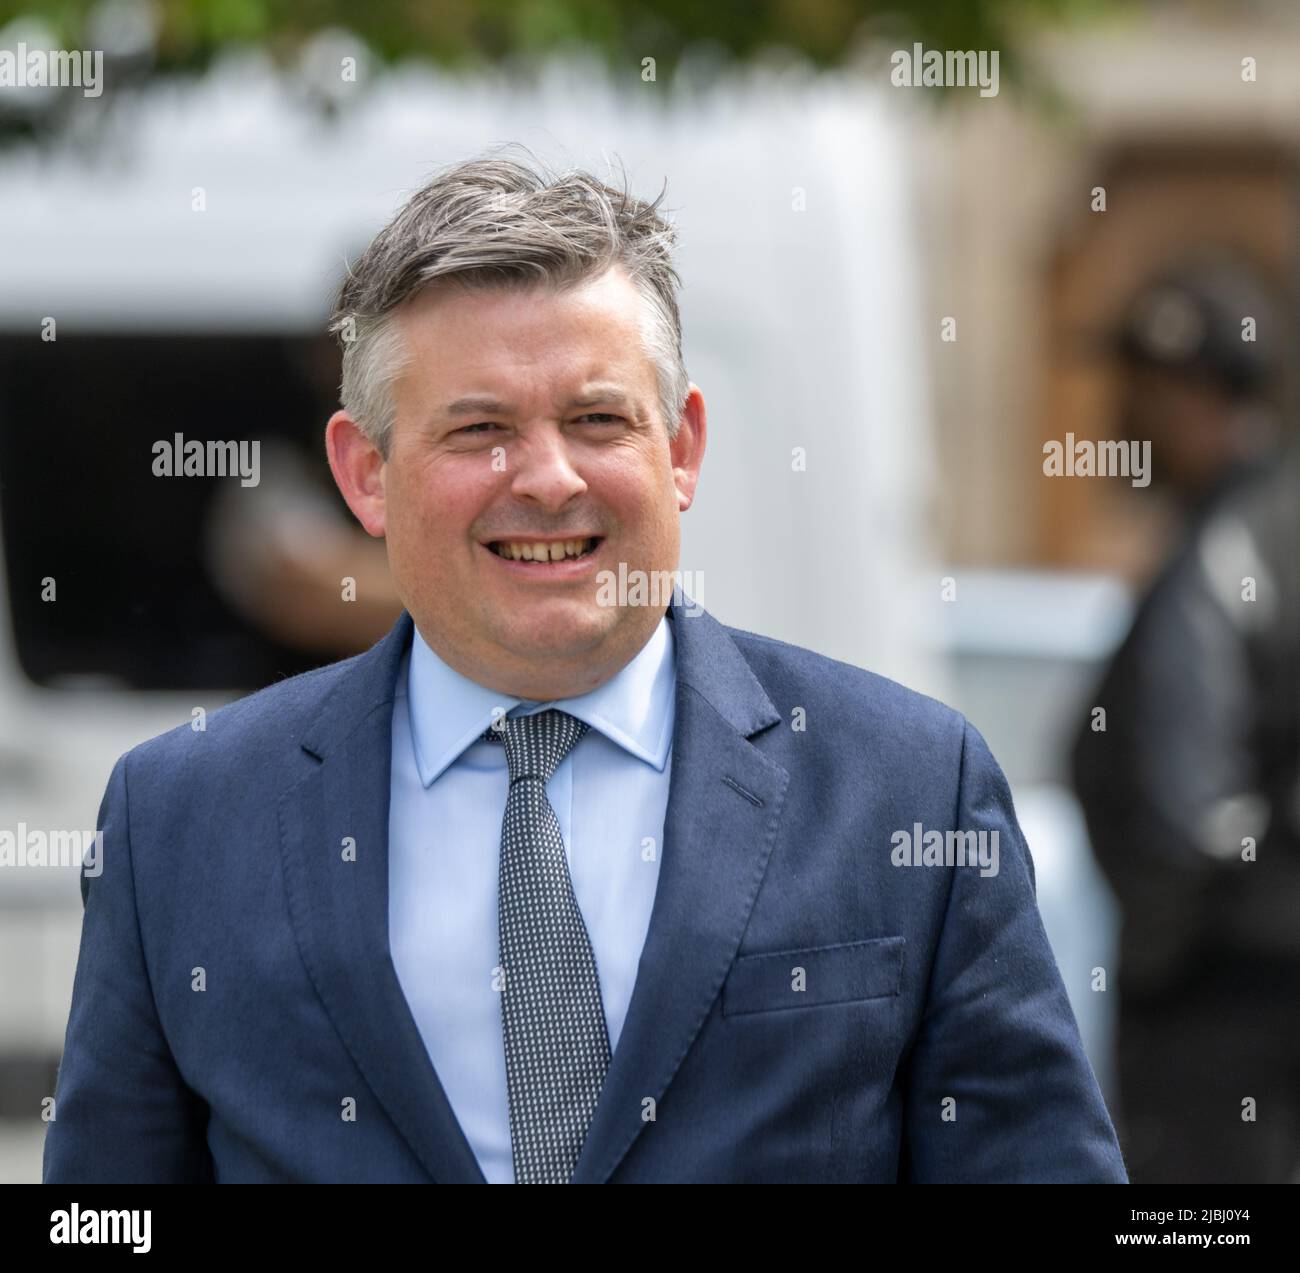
507, 426, 588, 510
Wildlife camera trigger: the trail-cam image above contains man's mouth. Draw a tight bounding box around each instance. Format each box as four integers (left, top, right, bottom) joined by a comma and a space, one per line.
485, 536, 603, 563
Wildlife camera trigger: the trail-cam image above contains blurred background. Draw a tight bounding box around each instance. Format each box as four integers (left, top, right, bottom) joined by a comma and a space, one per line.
1, 0, 1297, 1183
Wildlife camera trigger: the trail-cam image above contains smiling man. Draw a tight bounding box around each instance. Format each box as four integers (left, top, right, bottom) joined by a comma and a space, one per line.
327, 259, 698, 703
44, 149, 1127, 1184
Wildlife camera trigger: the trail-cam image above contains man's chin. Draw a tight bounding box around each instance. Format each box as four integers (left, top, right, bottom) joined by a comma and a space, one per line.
491, 600, 614, 658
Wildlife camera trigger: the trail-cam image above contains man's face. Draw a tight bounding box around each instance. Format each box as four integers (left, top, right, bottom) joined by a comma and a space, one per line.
351, 264, 704, 699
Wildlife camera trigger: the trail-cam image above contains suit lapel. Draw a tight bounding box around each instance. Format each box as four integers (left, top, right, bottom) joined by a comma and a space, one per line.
278, 613, 487, 1183
571, 594, 790, 1183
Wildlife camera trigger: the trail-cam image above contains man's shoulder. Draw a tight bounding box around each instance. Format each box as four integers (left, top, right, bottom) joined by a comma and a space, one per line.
718, 619, 966, 746
120, 647, 375, 782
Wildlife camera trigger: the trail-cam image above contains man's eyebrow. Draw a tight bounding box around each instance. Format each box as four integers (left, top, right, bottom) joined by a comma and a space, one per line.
439, 387, 640, 417
568, 386, 637, 410
443, 395, 514, 417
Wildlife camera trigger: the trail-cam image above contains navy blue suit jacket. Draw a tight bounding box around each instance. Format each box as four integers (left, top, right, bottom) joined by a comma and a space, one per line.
44, 596, 1127, 1182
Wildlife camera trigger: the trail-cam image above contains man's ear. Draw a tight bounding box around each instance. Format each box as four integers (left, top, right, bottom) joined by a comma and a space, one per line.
670, 384, 707, 513
325, 410, 387, 537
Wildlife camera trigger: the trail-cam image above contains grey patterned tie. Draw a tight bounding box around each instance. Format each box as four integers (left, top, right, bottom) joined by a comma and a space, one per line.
482, 709, 612, 1184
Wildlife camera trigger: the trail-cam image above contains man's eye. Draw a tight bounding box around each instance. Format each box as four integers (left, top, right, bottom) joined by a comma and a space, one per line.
455, 415, 619, 434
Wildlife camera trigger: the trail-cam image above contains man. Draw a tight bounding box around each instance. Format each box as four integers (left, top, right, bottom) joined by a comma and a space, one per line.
1072, 260, 1300, 1183
45, 150, 1125, 1183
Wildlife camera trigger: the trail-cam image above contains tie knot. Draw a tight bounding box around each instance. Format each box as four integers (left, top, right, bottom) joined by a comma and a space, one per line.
481, 708, 588, 785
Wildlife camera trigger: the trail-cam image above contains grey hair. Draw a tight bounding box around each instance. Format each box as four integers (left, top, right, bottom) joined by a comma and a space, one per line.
329, 145, 690, 456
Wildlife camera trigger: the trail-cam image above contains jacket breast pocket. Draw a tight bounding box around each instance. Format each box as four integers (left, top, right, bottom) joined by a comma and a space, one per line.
721, 936, 905, 1017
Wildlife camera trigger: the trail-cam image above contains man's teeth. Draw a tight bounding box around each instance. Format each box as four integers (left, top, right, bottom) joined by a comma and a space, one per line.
492, 538, 595, 561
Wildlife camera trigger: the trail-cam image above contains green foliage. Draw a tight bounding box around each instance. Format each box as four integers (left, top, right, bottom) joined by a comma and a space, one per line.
0, 0, 1135, 78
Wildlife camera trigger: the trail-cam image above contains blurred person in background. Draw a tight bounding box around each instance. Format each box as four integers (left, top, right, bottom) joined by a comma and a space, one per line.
205, 334, 404, 659
1072, 258, 1300, 1183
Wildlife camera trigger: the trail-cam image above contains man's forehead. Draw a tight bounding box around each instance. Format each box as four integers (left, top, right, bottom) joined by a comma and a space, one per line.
392, 271, 657, 414
400, 261, 640, 324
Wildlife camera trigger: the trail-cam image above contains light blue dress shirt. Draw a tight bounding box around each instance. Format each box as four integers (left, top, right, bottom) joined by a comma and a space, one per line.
388, 616, 676, 1183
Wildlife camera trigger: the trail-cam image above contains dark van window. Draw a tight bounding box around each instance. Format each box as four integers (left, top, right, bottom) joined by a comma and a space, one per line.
0, 333, 344, 689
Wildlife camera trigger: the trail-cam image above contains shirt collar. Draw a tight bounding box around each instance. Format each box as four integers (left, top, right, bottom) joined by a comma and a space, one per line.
406, 615, 676, 787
